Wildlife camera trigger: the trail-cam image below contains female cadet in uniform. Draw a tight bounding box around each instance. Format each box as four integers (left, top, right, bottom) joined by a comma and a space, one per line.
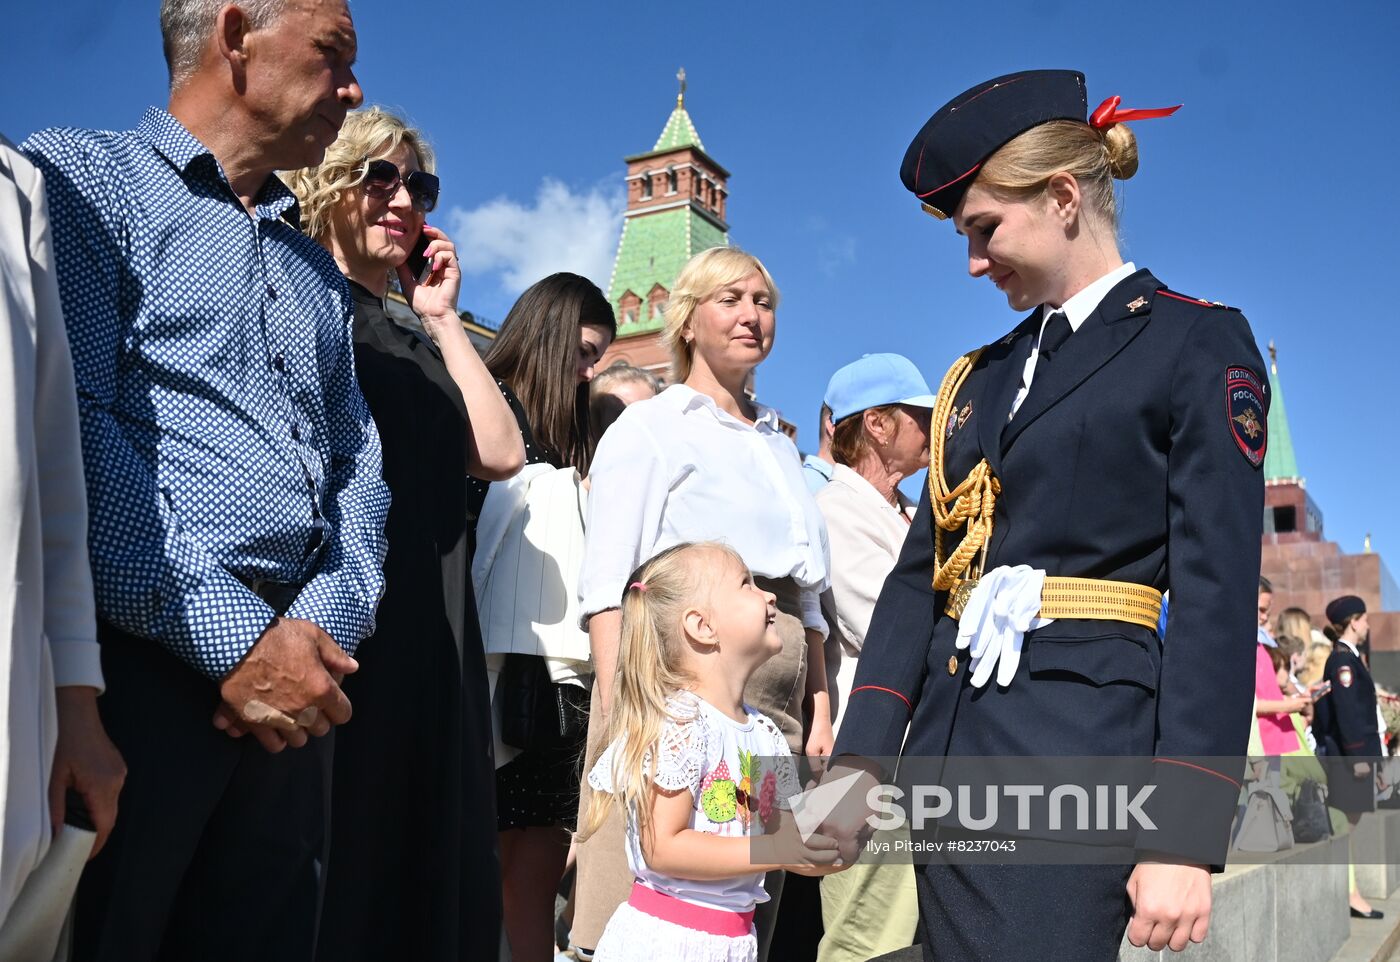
820, 70, 1268, 960
1314, 595, 1386, 919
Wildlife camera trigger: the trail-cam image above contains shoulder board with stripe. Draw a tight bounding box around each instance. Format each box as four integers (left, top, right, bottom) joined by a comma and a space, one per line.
1155, 288, 1238, 311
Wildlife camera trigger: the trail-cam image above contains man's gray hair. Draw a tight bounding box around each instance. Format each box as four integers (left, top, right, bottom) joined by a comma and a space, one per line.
160, 0, 289, 87
591, 361, 663, 395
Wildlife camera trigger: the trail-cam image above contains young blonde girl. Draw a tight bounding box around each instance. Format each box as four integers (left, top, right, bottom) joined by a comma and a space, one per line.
581, 542, 843, 961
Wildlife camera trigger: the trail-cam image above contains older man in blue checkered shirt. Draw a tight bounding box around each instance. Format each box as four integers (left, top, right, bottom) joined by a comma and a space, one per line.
22, 0, 387, 958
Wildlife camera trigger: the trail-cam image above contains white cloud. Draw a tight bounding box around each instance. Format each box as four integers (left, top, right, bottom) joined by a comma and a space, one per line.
447, 178, 624, 296
803, 214, 857, 275
818, 235, 857, 274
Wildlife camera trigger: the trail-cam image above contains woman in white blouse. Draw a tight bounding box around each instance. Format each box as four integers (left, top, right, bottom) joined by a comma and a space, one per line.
574, 247, 831, 959
811, 353, 933, 962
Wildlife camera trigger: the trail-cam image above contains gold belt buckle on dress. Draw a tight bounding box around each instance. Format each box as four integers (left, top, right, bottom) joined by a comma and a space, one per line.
945, 578, 979, 620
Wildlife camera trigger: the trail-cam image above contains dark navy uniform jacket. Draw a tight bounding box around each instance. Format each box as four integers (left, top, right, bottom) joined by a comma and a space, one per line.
1314, 643, 1382, 758
832, 269, 1267, 865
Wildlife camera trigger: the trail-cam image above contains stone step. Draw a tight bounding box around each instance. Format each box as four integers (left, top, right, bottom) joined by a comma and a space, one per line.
1121, 810, 1400, 962
1327, 887, 1400, 962
1121, 835, 1350, 962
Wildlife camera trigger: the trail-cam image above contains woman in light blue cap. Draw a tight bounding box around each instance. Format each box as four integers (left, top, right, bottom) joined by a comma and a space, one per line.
814, 353, 933, 962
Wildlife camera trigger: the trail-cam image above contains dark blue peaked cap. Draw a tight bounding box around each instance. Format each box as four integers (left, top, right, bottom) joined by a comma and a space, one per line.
1325, 595, 1366, 626
900, 70, 1088, 220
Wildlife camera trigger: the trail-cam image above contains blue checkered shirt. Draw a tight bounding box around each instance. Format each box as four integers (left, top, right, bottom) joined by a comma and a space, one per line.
23, 108, 389, 679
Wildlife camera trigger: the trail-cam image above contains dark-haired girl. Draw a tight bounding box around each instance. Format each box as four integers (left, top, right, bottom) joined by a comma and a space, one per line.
469, 271, 616, 962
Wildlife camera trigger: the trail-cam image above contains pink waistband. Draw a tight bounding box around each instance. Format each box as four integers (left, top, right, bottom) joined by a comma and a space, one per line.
627, 882, 755, 938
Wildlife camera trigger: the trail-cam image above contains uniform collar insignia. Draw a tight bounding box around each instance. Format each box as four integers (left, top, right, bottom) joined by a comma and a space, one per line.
1127, 295, 1148, 312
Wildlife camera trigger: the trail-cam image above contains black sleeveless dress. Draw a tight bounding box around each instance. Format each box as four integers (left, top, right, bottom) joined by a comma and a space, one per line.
316, 280, 501, 961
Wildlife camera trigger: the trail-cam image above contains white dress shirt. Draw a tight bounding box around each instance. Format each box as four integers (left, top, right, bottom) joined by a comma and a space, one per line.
579, 384, 830, 635
0, 138, 103, 937
814, 464, 915, 735
1009, 261, 1136, 418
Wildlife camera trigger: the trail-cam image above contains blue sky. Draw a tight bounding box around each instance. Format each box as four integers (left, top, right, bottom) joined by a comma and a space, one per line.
5, 0, 1398, 575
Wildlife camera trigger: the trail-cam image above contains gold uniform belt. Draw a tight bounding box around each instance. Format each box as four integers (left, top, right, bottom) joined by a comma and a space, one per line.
945, 576, 1164, 631
928, 349, 1163, 634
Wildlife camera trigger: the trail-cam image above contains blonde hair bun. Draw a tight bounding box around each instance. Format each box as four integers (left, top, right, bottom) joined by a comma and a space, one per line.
1101, 123, 1139, 181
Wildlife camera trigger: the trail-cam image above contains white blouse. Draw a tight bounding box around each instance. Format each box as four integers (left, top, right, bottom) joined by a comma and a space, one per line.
579, 384, 830, 634
588, 692, 801, 912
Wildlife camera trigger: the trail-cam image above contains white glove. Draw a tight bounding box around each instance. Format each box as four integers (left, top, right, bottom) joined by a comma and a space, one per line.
954, 565, 1054, 688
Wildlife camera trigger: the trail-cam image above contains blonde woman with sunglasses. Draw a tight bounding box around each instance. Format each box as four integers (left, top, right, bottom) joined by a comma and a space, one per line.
284, 106, 523, 962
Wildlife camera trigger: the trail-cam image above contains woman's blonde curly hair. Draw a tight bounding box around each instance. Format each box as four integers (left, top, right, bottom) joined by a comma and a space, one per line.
281, 106, 436, 243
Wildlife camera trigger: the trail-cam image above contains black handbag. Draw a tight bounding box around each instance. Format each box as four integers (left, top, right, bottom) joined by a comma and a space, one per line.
1291, 779, 1332, 843
498, 653, 590, 751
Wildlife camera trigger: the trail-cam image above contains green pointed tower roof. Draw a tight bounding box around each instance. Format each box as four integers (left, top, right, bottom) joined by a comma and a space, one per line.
653, 80, 704, 152
1263, 340, 1301, 483
607, 69, 730, 337
624, 67, 730, 174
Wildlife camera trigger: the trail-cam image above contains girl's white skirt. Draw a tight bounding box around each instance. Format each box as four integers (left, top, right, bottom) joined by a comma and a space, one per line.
592, 901, 758, 962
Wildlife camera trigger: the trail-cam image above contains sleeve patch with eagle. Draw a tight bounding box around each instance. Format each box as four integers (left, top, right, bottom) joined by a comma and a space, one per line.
1226, 366, 1267, 467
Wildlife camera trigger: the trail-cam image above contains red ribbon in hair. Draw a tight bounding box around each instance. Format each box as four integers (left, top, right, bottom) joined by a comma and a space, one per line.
1089, 95, 1182, 129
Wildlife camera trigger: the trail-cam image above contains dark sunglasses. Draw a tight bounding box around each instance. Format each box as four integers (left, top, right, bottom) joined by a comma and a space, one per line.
360, 158, 440, 213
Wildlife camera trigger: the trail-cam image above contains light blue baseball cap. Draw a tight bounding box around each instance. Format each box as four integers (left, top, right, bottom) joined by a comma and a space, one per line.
824, 353, 937, 424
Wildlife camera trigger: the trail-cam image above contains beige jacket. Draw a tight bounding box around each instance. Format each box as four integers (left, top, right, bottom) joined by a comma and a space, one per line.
815, 463, 915, 736
0, 136, 104, 932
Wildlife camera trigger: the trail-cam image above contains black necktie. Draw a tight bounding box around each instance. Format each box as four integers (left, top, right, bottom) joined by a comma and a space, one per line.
1008, 310, 1073, 424
1038, 310, 1072, 361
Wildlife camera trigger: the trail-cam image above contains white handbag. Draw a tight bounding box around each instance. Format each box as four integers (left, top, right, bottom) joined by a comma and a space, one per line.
1233, 781, 1295, 853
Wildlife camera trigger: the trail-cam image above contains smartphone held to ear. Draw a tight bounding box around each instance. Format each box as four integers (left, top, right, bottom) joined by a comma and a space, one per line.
406, 230, 433, 285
